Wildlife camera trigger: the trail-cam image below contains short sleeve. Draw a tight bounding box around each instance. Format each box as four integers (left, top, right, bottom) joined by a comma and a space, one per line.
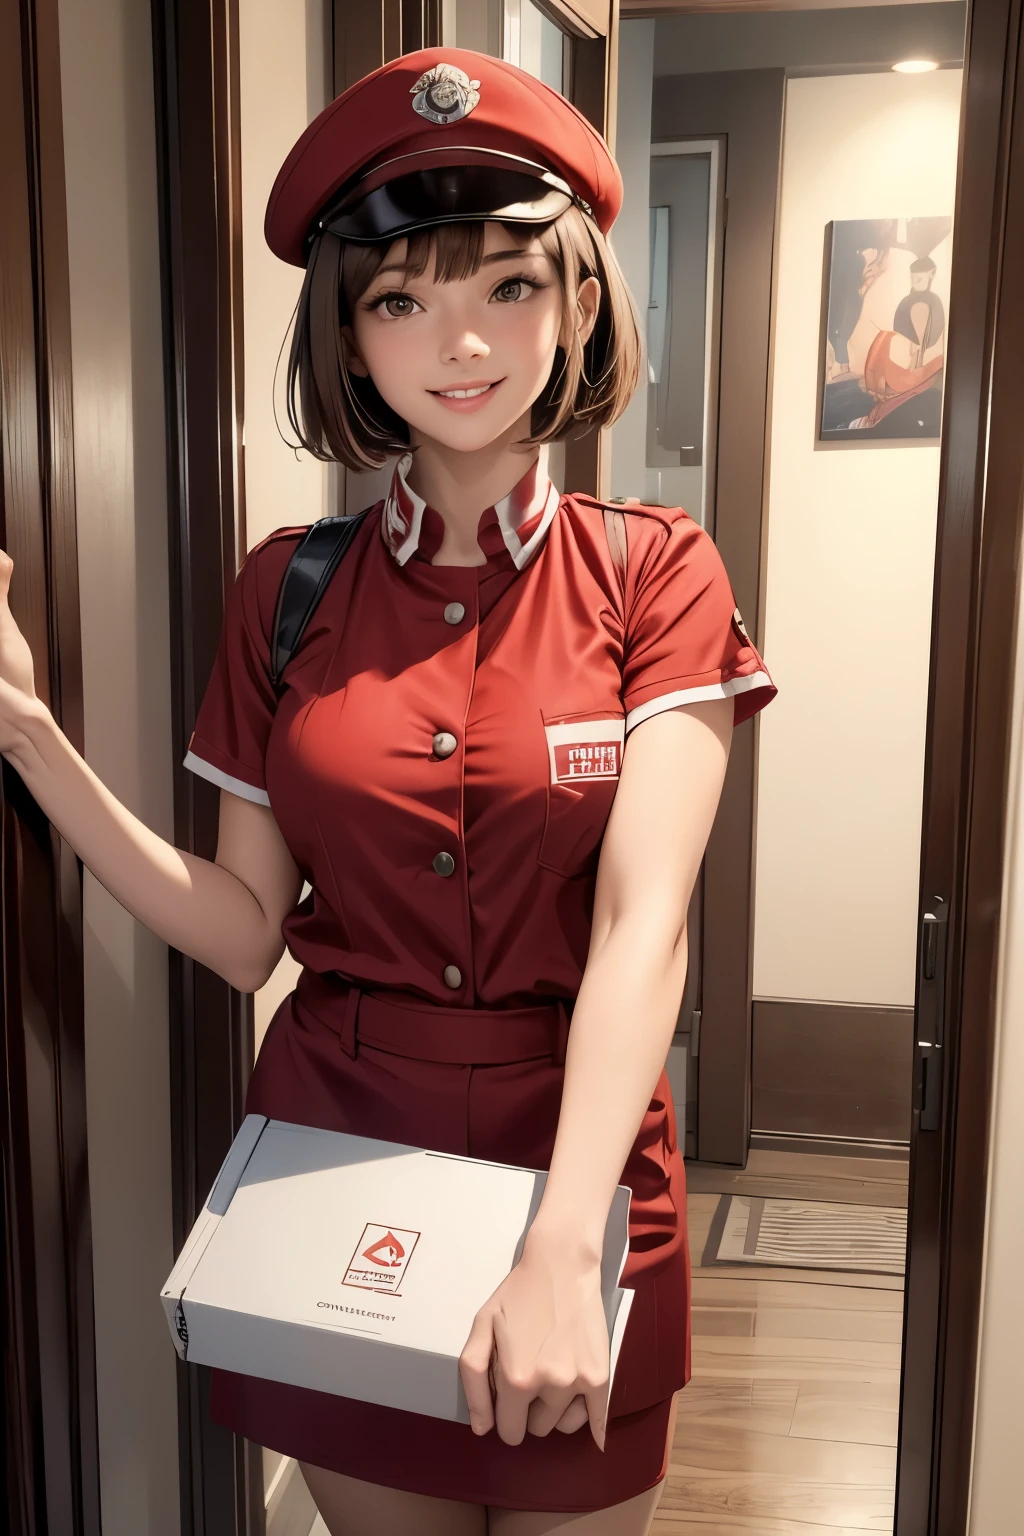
622, 510, 777, 735
183, 530, 302, 805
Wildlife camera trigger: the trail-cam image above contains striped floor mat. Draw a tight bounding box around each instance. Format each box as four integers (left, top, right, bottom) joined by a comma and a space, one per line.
701, 1194, 907, 1275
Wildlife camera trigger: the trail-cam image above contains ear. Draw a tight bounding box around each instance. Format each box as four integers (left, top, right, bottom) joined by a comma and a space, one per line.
341, 324, 369, 378
561, 276, 602, 351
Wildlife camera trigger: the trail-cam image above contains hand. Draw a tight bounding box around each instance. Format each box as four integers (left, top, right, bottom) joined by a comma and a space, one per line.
459, 1230, 610, 1450
0, 550, 42, 753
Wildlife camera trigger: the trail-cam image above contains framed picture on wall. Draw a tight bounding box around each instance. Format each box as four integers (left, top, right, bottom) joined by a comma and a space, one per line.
819, 216, 953, 441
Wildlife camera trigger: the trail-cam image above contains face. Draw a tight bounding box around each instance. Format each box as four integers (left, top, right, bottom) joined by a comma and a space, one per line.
345, 221, 599, 456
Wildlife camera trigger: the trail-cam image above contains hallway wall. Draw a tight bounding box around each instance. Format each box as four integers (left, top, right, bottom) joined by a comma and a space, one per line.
753, 68, 963, 1009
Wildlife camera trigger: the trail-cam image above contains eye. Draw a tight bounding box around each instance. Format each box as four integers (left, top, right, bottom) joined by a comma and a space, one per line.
492, 275, 544, 304
365, 290, 421, 319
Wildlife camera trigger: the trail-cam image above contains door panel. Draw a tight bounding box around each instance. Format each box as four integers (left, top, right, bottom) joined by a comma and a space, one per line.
897, 1, 1024, 1529
0, 0, 99, 1530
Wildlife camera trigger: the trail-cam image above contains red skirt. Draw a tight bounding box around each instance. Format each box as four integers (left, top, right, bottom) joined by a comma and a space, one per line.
210, 971, 692, 1512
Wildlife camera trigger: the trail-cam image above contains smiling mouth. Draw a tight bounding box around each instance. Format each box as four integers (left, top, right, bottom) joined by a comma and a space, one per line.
430, 381, 502, 400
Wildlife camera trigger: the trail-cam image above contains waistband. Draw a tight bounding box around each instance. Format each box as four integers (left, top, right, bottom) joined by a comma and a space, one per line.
294, 969, 574, 1067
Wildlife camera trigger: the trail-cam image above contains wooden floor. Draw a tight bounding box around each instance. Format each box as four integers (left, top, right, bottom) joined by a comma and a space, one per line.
653, 1151, 908, 1536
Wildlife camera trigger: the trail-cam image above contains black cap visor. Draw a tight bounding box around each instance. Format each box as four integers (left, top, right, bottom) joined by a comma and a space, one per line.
312, 164, 574, 249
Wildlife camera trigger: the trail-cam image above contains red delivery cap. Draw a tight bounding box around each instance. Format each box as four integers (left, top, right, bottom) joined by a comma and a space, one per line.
265, 47, 623, 267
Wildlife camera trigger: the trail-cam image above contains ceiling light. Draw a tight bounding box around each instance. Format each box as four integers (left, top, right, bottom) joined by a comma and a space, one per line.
893, 59, 940, 73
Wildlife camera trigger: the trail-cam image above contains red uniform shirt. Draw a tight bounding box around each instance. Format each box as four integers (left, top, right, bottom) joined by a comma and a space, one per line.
184, 454, 775, 1006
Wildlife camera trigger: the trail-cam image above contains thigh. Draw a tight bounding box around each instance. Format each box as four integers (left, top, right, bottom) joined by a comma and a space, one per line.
486, 1478, 666, 1536
299, 1461, 488, 1536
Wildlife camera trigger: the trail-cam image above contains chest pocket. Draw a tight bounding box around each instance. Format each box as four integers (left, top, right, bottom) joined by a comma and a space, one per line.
538, 709, 626, 877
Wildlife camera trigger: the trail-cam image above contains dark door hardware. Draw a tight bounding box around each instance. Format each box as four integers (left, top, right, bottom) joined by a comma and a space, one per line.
918, 897, 948, 1048
916, 897, 948, 1133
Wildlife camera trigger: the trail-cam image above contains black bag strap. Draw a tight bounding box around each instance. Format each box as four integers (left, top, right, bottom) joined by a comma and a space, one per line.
269, 507, 372, 692
269, 498, 630, 695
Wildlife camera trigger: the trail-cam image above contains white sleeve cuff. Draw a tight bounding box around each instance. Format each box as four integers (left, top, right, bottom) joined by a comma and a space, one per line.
625, 671, 775, 734
183, 750, 271, 806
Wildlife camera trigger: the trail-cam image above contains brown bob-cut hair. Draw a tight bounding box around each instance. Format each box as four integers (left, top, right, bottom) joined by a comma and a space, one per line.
285, 205, 641, 472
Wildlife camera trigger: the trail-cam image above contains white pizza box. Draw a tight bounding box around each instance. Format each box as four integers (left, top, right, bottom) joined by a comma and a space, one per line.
160, 1114, 634, 1424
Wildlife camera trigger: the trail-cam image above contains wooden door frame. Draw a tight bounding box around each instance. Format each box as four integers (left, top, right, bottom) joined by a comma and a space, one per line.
897, 0, 1024, 1529
150, 0, 262, 1533
0, 0, 100, 1531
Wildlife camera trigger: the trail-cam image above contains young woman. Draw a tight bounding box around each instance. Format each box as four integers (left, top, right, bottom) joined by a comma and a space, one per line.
0, 46, 775, 1536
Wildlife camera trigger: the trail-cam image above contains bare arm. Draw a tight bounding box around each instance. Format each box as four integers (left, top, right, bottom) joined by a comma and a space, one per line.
460, 696, 732, 1444
529, 694, 733, 1252
0, 550, 301, 993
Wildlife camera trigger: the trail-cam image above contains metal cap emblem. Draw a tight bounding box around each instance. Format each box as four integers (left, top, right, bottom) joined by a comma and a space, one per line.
410, 63, 481, 125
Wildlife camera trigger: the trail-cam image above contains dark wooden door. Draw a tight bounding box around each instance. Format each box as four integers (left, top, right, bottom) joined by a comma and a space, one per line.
0, 0, 100, 1531
897, 1, 1024, 1530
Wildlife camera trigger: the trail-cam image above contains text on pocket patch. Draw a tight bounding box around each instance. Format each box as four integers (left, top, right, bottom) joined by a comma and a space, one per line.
543, 719, 625, 784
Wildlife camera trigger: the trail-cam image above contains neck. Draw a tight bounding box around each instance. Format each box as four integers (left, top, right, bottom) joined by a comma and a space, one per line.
403, 414, 542, 550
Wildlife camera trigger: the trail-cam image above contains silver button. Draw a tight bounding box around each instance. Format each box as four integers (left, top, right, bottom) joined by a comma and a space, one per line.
433, 852, 456, 877
443, 964, 463, 989
432, 731, 458, 758
443, 602, 466, 625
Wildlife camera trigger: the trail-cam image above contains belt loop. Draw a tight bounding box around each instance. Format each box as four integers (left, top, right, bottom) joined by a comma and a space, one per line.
340, 984, 361, 1060
553, 999, 572, 1068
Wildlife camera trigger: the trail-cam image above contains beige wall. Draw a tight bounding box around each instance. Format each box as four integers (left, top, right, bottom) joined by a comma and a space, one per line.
967, 511, 1024, 1532
753, 69, 963, 1008
57, 0, 180, 1531
239, 0, 331, 558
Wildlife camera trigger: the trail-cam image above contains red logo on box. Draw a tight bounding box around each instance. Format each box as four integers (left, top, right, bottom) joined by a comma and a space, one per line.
343, 1223, 420, 1295
362, 1230, 405, 1267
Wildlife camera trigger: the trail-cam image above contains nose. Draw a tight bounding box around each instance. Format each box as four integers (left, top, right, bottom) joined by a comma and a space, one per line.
439, 317, 489, 367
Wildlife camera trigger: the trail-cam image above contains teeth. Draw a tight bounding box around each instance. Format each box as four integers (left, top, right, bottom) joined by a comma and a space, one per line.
437, 385, 492, 398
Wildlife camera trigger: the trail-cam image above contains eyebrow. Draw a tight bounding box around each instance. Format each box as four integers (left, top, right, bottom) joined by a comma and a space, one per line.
481, 247, 544, 265
368, 247, 544, 283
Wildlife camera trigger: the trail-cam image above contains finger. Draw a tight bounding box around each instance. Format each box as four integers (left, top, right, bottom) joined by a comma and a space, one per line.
584, 1377, 610, 1452
491, 1367, 534, 1447
525, 1380, 580, 1438
490, 1315, 536, 1447
459, 1310, 497, 1434
554, 1395, 590, 1434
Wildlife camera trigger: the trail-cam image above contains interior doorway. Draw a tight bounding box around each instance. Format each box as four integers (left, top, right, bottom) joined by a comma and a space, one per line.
152, 1, 1024, 1534
609, 3, 1018, 1534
